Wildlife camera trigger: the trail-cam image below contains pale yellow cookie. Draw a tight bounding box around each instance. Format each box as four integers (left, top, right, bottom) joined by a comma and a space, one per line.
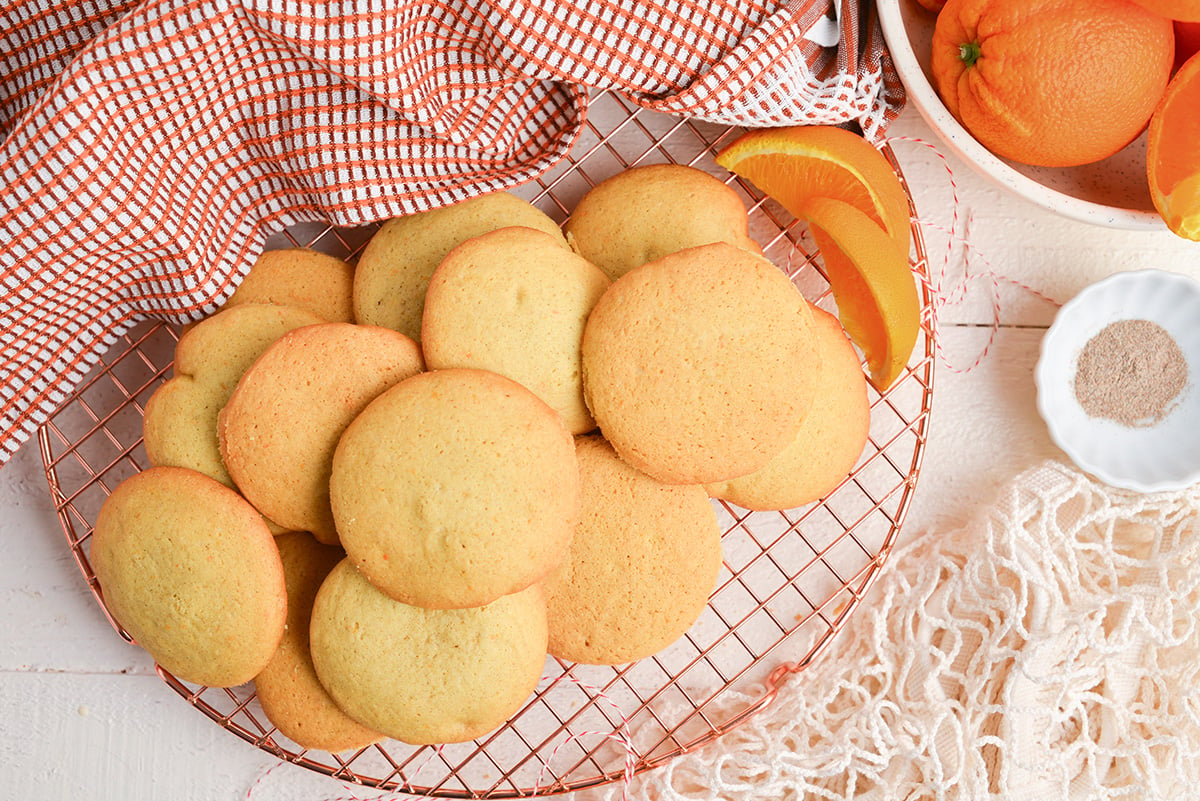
90, 466, 286, 688
143, 303, 325, 490
421, 226, 611, 434
224, 247, 356, 323
218, 322, 424, 544
581, 242, 821, 485
563, 163, 762, 281
254, 532, 383, 752
309, 559, 548, 745
545, 434, 722, 665
706, 305, 871, 510
354, 193, 568, 340
330, 367, 580, 610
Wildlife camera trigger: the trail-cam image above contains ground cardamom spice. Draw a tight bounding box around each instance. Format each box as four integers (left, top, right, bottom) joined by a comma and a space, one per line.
1073, 318, 1187, 427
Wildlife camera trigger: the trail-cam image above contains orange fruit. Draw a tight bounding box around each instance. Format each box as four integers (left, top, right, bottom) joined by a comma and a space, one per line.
931, 0, 1175, 167
1148, 51, 1200, 240
1176, 20, 1200, 69
714, 125, 911, 257
1131, 0, 1200, 20
915, 0, 948, 12
798, 197, 920, 390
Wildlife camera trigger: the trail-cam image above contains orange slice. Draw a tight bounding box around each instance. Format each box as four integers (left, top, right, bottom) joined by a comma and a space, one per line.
715, 125, 911, 256
1148, 51, 1200, 241
799, 197, 921, 390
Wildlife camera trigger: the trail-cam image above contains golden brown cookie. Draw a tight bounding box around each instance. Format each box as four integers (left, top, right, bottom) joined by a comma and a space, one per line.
353, 193, 568, 341
581, 242, 821, 485
254, 532, 382, 752
563, 163, 762, 281
544, 434, 722, 665
90, 466, 286, 688
706, 305, 871, 510
218, 322, 424, 544
421, 226, 611, 434
330, 367, 580, 610
309, 559, 548, 745
143, 303, 325, 490
223, 247, 356, 323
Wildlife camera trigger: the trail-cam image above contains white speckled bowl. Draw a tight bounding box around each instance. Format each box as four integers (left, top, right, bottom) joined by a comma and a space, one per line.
878, 0, 1167, 231
1036, 270, 1200, 492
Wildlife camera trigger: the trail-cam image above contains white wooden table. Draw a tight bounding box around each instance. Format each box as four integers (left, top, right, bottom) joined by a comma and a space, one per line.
3, 102, 1198, 801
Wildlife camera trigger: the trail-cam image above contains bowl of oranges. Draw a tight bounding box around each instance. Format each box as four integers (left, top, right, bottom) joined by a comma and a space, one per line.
879, 0, 1200, 238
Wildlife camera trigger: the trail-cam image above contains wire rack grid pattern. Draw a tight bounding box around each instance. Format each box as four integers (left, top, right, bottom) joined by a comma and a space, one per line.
38, 88, 935, 798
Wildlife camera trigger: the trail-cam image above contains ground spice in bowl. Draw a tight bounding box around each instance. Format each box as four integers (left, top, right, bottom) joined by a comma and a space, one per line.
1072, 319, 1188, 427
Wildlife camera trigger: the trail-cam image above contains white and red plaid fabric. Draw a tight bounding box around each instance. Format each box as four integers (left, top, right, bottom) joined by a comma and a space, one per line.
0, 0, 903, 468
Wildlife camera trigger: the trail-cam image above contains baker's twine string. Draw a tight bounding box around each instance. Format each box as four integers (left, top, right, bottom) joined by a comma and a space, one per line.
881, 135, 1063, 374
243, 674, 637, 801
529, 672, 637, 800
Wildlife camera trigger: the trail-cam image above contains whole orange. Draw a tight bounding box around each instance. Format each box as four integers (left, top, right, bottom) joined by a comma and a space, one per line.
931, 0, 1175, 167
1177, 20, 1200, 68
1130, 0, 1200, 21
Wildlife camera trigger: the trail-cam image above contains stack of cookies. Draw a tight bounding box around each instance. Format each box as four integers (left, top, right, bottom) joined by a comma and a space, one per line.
91, 164, 874, 750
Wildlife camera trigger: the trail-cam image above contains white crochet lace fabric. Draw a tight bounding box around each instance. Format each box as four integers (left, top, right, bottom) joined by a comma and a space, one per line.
589, 461, 1200, 801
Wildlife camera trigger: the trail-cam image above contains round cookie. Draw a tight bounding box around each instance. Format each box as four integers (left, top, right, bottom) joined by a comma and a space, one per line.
143, 303, 325, 490
90, 466, 286, 688
706, 305, 871, 511
309, 559, 548, 745
330, 368, 580, 610
218, 322, 424, 544
254, 532, 382, 752
421, 226, 611, 434
545, 434, 723, 665
563, 163, 762, 281
353, 192, 568, 341
581, 241, 822, 486
223, 247, 356, 323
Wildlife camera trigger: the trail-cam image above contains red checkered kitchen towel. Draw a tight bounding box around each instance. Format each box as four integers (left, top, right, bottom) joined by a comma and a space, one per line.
0, 0, 903, 468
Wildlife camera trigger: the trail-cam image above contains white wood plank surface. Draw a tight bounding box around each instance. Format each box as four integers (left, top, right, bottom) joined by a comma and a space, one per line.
3, 103, 1199, 801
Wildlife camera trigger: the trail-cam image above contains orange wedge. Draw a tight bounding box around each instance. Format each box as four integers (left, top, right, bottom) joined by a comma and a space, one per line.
799, 197, 920, 390
715, 125, 911, 257
1148, 51, 1200, 241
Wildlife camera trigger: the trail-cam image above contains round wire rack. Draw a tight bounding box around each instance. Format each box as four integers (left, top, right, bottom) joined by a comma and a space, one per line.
38, 88, 935, 798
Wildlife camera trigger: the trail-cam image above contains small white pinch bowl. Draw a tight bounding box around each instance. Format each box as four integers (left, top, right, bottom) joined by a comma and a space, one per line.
878, 0, 1165, 231
1036, 269, 1200, 493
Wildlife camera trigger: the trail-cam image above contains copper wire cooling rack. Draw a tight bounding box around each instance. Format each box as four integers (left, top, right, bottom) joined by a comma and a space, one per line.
39, 89, 935, 798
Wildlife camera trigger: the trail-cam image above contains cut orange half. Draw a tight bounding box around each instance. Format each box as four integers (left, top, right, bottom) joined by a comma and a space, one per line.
1148, 51, 1200, 241
715, 125, 911, 257
800, 197, 921, 390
